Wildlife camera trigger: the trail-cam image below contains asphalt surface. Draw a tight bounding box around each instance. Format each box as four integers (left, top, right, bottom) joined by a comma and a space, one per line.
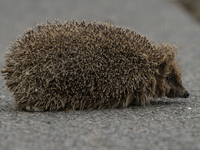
0, 0, 200, 150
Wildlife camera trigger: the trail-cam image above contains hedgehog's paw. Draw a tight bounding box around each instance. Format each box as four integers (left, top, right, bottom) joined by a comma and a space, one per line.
145, 99, 151, 106
132, 98, 151, 106
20, 106, 43, 112
139, 99, 151, 106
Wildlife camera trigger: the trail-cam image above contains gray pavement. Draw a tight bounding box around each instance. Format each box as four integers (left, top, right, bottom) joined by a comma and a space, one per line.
0, 0, 200, 150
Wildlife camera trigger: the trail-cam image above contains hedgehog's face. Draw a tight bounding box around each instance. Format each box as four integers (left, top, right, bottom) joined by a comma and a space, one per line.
165, 74, 189, 98
163, 61, 189, 99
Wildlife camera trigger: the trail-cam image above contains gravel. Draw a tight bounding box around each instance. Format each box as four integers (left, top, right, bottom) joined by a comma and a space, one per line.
0, 0, 200, 150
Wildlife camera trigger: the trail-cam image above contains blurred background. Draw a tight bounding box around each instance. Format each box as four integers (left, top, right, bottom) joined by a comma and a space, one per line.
179, 0, 200, 22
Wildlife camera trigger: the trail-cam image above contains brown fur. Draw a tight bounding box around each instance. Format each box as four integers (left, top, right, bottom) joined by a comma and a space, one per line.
1, 20, 189, 111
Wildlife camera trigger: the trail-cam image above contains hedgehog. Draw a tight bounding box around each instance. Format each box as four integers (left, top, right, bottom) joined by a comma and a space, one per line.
1, 20, 190, 112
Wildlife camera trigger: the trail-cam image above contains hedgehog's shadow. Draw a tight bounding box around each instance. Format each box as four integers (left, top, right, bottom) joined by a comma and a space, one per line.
149, 99, 187, 106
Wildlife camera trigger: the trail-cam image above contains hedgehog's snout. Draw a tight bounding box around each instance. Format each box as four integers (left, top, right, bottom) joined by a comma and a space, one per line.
184, 90, 190, 98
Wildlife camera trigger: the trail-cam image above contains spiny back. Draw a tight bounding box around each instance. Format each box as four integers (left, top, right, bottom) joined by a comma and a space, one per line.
2, 20, 177, 110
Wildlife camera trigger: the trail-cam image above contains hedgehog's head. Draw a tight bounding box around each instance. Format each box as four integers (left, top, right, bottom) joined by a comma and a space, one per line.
155, 47, 189, 99
164, 60, 189, 98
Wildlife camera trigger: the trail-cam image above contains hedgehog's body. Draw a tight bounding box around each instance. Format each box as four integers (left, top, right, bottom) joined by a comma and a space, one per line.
1, 20, 189, 111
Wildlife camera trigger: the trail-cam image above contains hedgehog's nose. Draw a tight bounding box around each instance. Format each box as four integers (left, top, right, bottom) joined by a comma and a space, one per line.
184, 91, 190, 98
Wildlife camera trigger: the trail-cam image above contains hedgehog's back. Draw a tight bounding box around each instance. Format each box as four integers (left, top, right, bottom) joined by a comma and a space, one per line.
1, 20, 176, 111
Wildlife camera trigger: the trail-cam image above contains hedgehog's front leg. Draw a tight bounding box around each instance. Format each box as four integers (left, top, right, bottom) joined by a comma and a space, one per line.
145, 98, 151, 105
125, 92, 151, 107
135, 96, 151, 106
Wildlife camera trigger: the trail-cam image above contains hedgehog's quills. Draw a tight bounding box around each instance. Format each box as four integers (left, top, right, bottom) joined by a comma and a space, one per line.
1, 20, 190, 112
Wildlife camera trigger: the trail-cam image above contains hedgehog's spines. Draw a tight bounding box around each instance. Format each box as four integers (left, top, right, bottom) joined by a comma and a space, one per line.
1, 20, 179, 111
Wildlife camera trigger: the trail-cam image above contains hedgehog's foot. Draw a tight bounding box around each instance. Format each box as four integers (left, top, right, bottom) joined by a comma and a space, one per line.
145, 99, 151, 105
130, 97, 151, 106
20, 106, 43, 112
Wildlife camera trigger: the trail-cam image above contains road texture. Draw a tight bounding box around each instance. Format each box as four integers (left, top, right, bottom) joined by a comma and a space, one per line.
0, 0, 200, 150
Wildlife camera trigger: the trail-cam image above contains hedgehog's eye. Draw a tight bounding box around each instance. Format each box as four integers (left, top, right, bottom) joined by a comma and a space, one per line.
168, 76, 173, 80
167, 76, 175, 82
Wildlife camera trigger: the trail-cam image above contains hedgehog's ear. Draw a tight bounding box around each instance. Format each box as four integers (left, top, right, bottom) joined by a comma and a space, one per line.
158, 56, 173, 76
158, 44, 177, 74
